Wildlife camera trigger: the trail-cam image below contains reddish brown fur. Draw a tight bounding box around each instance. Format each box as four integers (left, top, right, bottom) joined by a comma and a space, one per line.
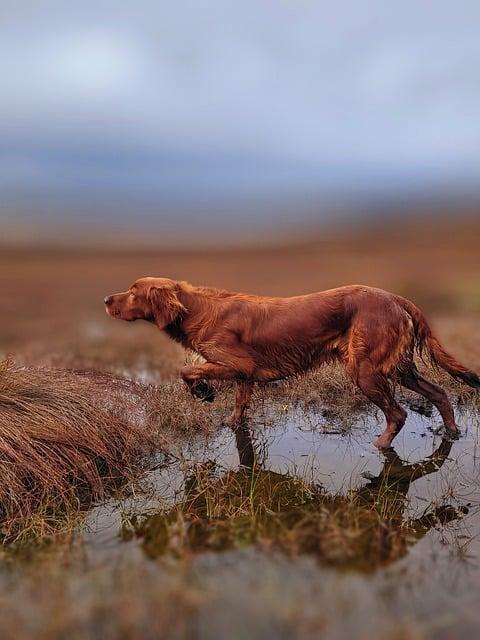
105, 278, 480, 448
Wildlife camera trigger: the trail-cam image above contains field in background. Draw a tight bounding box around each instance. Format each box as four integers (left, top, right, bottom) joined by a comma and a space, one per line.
1, 216, 479, 375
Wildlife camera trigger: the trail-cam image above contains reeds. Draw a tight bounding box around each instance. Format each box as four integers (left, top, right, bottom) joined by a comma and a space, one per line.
0, 359, 155, 542
132, 456, 466, 572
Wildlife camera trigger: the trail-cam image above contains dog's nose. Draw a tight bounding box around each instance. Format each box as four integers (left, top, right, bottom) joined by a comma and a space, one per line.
104, 295, 113, 306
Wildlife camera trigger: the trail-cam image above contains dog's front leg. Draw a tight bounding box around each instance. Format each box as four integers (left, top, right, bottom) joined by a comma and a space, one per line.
180, 366, 216, 402
181, 361, 252, 404
224, 381, 253, 427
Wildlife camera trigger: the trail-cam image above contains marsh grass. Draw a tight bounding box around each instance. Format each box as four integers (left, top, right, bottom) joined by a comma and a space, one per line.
0, 359, 160, 542
0, 343, 476, 547
17, 323, 184, 383
131, 461, 466, 572
0, 560, 202, 640
0, 357, 235, 544
146, 380, 220, 437
262, 363, 367, 418
0, 311, 477, 546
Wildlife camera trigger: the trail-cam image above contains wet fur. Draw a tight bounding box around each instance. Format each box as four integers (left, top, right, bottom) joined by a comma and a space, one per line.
105, 278, 480, 448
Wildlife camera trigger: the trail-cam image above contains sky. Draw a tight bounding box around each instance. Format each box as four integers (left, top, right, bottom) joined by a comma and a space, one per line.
1, 1, 480, 243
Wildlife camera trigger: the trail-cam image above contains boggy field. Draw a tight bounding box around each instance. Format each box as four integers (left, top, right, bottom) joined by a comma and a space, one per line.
0, 217, 479, 639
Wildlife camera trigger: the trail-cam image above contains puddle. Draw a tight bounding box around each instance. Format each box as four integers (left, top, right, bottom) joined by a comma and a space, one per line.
81, 401, 480, 572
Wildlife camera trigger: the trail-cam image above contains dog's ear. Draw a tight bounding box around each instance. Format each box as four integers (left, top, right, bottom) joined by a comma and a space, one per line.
148, 284, 187, 328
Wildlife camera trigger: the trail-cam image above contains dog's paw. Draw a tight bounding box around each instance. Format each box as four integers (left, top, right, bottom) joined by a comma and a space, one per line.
190, 380, 216, 402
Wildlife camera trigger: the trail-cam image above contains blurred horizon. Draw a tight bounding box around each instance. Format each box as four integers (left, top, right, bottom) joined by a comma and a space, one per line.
2, 203, 479, 251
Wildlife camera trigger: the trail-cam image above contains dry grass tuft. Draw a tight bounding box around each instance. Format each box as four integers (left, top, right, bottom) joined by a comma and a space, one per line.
263, 363, 367, 417
146, 380, 220, 438
132, 462, 465, 572
0, 359, 156, 542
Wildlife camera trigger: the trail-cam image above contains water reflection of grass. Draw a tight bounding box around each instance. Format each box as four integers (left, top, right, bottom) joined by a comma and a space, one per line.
131, 426, 468, 571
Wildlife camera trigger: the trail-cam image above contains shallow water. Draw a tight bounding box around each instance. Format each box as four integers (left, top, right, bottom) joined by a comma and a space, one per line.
83, 399, 480, 571
2, 399, 480, 640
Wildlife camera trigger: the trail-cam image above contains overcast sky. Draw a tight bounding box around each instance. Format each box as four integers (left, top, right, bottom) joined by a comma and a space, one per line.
1, 1, 480, 229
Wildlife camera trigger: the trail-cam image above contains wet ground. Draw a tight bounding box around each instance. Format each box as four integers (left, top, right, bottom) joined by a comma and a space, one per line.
82, 399, 480, 567
1, 398, 480, 639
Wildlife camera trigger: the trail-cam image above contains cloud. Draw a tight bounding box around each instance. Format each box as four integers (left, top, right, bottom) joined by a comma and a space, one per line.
1, 0, 480, 201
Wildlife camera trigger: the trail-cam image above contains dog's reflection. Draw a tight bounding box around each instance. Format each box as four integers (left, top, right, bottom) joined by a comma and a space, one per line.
134, 425, 467, 570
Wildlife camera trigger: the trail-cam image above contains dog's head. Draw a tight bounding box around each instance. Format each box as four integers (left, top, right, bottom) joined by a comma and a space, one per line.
104, 277, 187, 327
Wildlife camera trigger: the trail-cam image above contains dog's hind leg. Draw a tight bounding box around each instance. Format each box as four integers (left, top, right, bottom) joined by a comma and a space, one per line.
400, 369, 459, 436
350, 360, 407, 449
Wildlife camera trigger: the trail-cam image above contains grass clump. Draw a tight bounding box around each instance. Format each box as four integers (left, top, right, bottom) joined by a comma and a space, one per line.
0, 359, 156, 543
132, 435, 467, 572
146, 380, 220, 438
263, 363, 367, 418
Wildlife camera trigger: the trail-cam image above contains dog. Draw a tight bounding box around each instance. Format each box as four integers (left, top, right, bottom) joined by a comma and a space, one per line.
104, 277, 480, 448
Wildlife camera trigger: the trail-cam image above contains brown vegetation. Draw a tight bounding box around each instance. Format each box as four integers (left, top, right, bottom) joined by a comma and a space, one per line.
0, 218, 477, 639
131, 428, 466, 572
0, 354, 232, 543
0, 360, 156, 541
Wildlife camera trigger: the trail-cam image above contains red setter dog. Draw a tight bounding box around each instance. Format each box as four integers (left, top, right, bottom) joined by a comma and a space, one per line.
104, 278, 479, 448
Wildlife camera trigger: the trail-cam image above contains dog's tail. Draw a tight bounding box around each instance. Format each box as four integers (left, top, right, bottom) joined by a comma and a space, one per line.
395, 295, 480, 388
